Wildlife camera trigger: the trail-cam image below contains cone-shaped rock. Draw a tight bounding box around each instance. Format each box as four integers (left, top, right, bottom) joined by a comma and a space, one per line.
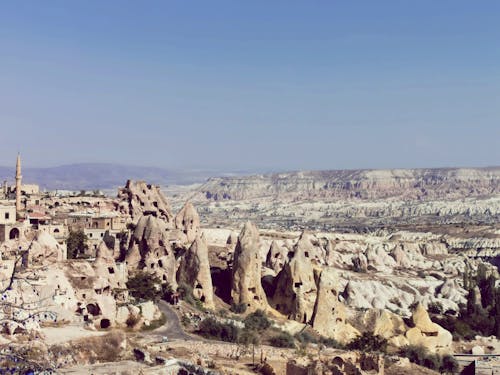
311, 268, 359, 344
272, 236, 317, 323
174, 201, 200, 243
118, 180, 173, 223
265, 241, 287, 273
231, 222, 269, 310
177, 234, 214, 309
126, 215, 177, 287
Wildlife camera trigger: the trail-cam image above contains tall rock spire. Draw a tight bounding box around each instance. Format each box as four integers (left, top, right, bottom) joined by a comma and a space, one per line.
15, 153, 22, 214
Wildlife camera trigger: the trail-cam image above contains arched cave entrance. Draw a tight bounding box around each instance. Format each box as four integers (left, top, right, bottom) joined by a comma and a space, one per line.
100, 318, 111, 329
9, 228, 20, 240
86, 303, 101, 316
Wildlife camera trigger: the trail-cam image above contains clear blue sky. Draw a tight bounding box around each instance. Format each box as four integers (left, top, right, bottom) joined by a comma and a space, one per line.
0, 1, 498, 171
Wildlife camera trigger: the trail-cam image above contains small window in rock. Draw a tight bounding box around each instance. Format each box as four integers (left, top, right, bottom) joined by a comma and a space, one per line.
108, 267, 115, 274
158, 260, 163, 268
153, 202, 158, 208
304, 252, 309, 258
294, 282, 302, 288
150, 263, 155, 269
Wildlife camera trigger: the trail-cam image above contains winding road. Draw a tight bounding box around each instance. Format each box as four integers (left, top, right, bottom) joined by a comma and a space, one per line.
152, 300, 192, 341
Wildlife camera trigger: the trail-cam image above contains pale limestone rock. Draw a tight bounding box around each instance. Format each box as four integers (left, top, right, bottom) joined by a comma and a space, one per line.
471, 345, 485, 355
231, 222, 269, 310
93, 242, 128, 291
265, 241, 287, 273
388, 335, 410, 348
116, 306, 130, 325
177, 234, 215, 309
311, 268, 359, 344
139, 301, 160, 322
126, 215, 177, 287
405, 303, 452, 351
363, 309, 406, 339
366, 244, 396, 273
272, 236, 317, 323
118, 180, 174, 223
391, 245, 412, 268
351, 253, 368, 272
174, 201, 200, 243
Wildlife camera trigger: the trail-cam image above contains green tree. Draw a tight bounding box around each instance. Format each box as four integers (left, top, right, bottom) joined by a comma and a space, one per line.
126, 271, 163, 302
66, 229, 88, 259
243, 309, 271, 331
347, 332, 387, 353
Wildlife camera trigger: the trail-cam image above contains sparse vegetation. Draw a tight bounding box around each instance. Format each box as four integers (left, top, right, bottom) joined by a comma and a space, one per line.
177, 283, 205, 310
268, 331, 295, 348
66, 229, 88, 259
346, 332, 387, 353
126, 271, 162, 302
401, 345, 459, 373
230, 302, 247, 314
142, 313, 167, 331
243, 309, 271, 331
197, 317, 241, 343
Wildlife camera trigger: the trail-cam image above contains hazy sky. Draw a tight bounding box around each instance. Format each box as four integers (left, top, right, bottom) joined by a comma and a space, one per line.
0, 1, 498, 171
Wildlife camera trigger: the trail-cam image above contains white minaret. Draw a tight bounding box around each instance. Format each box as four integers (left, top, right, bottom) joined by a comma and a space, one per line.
15, 153, 22, 214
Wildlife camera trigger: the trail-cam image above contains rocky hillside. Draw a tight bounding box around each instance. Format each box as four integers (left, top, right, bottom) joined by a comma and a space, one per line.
197, 167, 500, 201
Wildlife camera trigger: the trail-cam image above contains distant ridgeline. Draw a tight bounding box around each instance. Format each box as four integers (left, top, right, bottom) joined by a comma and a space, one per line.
0, 164, 228, 190
197, 167, 500, 201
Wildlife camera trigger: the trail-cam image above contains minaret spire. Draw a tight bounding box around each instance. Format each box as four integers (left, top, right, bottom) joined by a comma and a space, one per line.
15, 153, 22, 215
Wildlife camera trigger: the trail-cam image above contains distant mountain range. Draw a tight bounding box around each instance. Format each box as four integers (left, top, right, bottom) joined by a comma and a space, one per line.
0, 163, 243, 191
195, 167, 500, 202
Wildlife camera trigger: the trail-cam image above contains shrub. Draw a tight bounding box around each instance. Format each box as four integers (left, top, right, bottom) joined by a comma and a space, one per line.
401, 345, 458, 373
230, 302, 247, 314
428, 301, 443, 315
198, 317, 241, 343
319, 336, 344, 349
102, 230, 115, 250
177, 283, 204, 310
126, 271, 163, 302
142, 313, 167, 331
244, 309, 271, 331
441, 354, 459, 374
238, 328, 260, 346
269, 331, 295, 348
422, 354, 442, 371
66, 229, 88, 259
125, 315, 140, 328
295, 331, 318, 344
347, 332, 387, 353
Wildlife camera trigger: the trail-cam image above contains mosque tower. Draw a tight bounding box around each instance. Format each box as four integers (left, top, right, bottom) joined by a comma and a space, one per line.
15, 153, 22, 214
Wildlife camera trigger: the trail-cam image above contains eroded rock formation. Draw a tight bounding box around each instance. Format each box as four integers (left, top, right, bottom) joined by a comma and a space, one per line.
231, 222, 269, 310
177, 234, 214, 309
272, 237, 318, 323
126, 215, 177, 287
174, 201, 200, 243
117, 180, 173, 223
